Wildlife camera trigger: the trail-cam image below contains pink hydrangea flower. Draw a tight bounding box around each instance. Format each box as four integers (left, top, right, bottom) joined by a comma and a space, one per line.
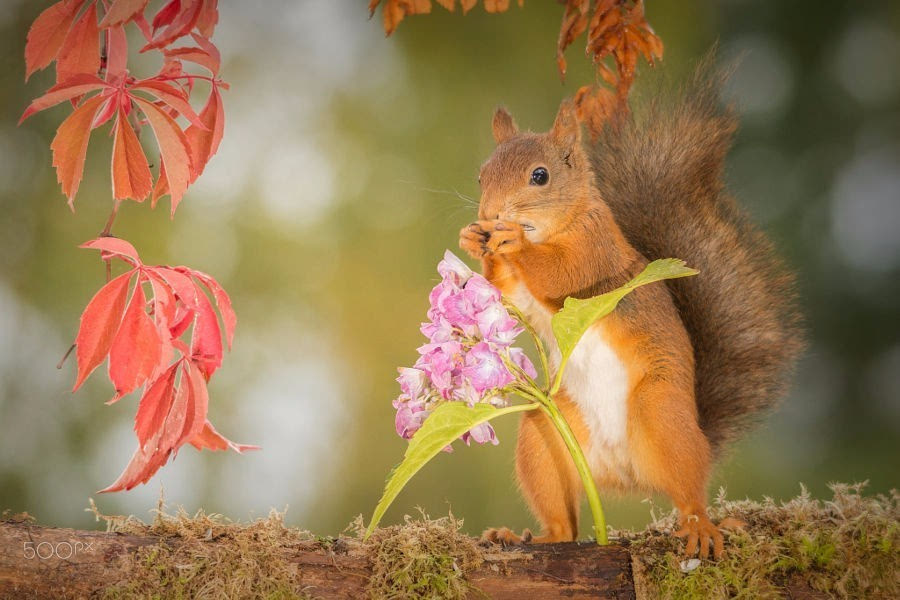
420, 317, 454, 343
462, 342, 514, 393
509, 347, 538, 380
462, 274, 500, 310
393, 250, 536, 447
475, 302, 521, 345
397, 367, 428, 400
395, 400, 429, 439
437, 250, 473, 284
461, 422, 498, 446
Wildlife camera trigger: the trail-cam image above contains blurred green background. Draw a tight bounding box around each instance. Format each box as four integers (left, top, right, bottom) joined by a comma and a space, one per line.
1, 0, 898, 537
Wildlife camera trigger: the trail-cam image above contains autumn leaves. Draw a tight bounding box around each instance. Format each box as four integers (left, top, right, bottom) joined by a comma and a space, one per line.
19, 0, 242, 493
369, 0, 664, 135
21, 0, 224, 212
74, 238, 254, 493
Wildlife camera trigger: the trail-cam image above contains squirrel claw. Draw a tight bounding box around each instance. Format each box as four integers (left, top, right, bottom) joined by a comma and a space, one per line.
459, 224, 489, 259
675, 514, 725, 560
468, 219, 524, 255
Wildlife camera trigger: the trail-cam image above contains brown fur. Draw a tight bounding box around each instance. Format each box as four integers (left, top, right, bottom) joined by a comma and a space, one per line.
459, 57, 803, 558
590, 57, 804, 453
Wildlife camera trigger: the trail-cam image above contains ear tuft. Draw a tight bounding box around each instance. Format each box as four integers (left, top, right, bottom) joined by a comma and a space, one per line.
550, 99, 581, 151
492, 107, 518, 144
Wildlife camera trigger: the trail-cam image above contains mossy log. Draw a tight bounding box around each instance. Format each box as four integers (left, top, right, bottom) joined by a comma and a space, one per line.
0, 522, 839, 599
2, 485, 894, 598
0, 521, 635, 599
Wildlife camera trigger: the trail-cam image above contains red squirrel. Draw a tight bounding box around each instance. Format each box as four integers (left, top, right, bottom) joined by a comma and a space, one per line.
458, 62, 803, 559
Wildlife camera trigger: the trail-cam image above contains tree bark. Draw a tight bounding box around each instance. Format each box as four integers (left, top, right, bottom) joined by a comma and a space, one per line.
0, 521, 827, 599
0, 521, 633, 599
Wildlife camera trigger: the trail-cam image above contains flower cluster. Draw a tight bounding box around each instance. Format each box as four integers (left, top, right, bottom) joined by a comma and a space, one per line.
393, 251, 537, 446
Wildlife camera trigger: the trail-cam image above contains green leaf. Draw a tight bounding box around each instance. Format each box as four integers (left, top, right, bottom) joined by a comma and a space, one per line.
550, 258, 698, 390
365, 401, 538, 539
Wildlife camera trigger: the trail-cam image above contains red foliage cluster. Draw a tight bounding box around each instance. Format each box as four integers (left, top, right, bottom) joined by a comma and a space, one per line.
19, 1, 250, 492
368, 0, 523, 36
368, 0, 664, 135
21, 0, 225, 213
76, 237, 255, 493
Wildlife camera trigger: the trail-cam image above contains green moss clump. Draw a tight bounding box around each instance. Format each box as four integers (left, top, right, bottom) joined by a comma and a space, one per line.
357, 511, 484, 599
629, 483, 899, 599
92, 499, 314, 600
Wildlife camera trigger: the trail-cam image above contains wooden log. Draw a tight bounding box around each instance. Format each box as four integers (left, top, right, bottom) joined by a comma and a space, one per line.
0, 522, 634, 599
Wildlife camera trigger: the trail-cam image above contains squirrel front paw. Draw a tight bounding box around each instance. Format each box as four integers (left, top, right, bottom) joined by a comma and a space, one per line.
459, 220, 525, 259
459, 222, 489, 259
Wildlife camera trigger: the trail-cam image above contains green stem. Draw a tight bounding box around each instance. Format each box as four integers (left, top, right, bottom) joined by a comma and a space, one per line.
549, 368, 563, 397
503, 296, 606, 543
533, 388, 608, 545
504, 301, 551, 391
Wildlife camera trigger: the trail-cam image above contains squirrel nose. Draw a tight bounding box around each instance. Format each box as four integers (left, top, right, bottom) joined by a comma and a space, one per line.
478, 193, 502, 220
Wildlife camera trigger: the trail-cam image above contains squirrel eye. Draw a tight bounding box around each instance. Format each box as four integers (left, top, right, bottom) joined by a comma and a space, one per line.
530, 167, 549, 186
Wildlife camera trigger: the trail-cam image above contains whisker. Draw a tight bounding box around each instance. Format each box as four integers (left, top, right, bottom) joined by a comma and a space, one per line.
396, 179, 479, 207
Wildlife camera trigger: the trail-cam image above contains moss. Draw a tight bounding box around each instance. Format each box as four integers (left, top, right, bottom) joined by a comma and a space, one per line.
92, 498, 314, 600
353, 510, 484, 599
628, 483, 899, 600
78, 485, 897, 599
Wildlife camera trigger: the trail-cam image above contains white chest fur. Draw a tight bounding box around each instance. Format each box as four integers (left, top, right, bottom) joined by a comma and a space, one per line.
508, 284, 634, 487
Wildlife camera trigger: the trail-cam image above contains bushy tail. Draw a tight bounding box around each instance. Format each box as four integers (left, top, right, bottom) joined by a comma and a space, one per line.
589, 55, 804, 454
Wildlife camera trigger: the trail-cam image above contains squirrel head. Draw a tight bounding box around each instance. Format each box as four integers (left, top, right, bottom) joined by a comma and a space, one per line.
478, 100, 593, 243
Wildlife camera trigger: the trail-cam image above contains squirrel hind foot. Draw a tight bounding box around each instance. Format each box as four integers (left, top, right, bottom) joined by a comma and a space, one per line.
675, 514, 727, 560
480, 527, 533, 546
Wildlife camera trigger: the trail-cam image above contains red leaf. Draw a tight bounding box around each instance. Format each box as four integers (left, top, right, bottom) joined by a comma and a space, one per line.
184, 268, 234, 348
146, 273, 176, 370
151, 160, 169, 207
97, 443, 172, 492
181, 360, 209, 445
108, 282, 162, 400
134, 361, 178, 448
133, 97, 193, 213
131, 80, 205, 128
195, 0, 218, 38
134, 12, 153, 41
151, 0, 181, 30
98, 0, 150, 28
101, 367, 252, 493
144, 0, 203, 51
190, 420, 259, 453
184, 85, 223, 181
111, 114, 152, 201
19, 73, 107, 123
168, 305, 194, 339
50, 94, 106, 207
80, 236, 142, 265
158, 364, 191, 454
147, 272, 176, 323
56, 2, 101, 83
162, 45, 218, 75
105, 25, 129, 82
146, 266, 198, 307
190, 284, 222, 379
91, 94, 118, 129
73, 270, 134, 391
191, 32, 221, 72
24, 0, 81, 81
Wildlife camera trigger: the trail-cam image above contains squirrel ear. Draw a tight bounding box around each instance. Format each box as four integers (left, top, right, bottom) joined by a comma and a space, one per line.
492, 107, 518, 144
550, 99, 581, 151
